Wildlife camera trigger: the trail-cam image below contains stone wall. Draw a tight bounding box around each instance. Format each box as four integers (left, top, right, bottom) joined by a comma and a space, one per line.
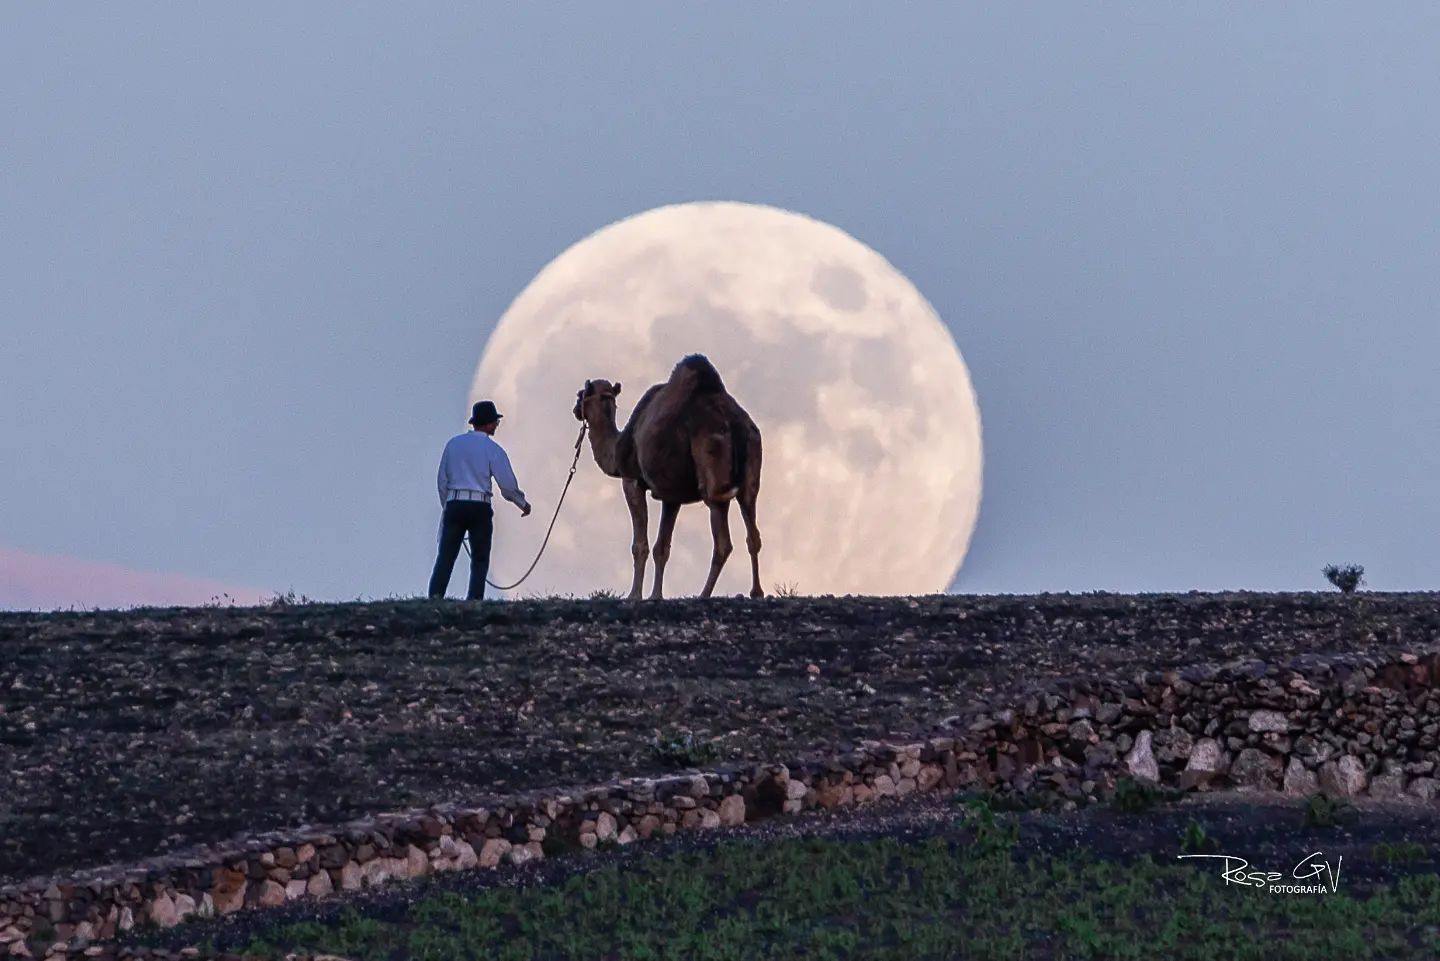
4, 648, 1439, 960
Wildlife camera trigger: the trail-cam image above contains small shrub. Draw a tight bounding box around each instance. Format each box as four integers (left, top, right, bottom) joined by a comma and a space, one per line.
1109, 777, 1183, 813
266, 590, 314, 608
1373, 841, 1428, 865
956, 796, 1021, 857
1323, 564, 1365, 594
772, 582, 801, 598
1303, 792, 1355, 829
1178, 818, 1215, 854
588, 589, 620, 600
955, 787, 1054, 813
651, 730, 719, 768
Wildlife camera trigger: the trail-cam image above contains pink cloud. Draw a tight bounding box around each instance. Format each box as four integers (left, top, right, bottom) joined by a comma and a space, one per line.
0, 546, 270, 611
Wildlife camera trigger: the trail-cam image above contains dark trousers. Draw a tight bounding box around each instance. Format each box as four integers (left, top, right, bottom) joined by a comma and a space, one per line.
428, 500, 494, 600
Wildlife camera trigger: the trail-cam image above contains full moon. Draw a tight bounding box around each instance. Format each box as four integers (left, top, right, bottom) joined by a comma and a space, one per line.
470, 202, 982, 598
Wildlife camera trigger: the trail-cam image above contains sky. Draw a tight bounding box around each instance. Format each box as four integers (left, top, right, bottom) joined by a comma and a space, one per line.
3, 3, 1439, 608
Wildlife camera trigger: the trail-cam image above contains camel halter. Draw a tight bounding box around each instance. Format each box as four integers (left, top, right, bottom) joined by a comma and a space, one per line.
463, 421, 588, 592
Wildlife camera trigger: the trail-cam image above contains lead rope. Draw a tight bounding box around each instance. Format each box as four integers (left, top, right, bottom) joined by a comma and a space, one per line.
464, 422, 588, 592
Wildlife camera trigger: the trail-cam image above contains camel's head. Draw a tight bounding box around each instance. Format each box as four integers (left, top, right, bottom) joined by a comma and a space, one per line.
573, 378, 621, 422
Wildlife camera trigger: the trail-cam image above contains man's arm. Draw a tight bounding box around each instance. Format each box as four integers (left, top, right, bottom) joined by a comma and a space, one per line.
490, 447, 531, 513
437, 441, 451, 507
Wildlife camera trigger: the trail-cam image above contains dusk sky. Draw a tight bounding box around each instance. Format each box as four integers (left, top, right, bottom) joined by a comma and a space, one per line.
4, 5, 1439, 608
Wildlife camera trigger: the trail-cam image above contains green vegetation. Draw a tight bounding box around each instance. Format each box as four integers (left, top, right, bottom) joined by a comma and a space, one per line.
1373, 841, 1430, 865
231, 824, 1440, 961
1108, 777, 1184, 813
650, 729, 720, 768
1178, 817, 1216, 854
1323, 563, 1365, 593
1303, 793, 1356, 829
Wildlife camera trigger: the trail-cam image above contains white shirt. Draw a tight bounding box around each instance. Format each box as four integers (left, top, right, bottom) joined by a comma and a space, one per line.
436, 431, 528, 509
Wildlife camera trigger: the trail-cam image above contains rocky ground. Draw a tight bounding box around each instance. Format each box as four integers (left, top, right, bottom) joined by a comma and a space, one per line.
3, 591, 1438, 883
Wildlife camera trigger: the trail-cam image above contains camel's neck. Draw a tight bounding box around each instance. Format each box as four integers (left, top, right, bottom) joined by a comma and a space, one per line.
583, 410, 625, 477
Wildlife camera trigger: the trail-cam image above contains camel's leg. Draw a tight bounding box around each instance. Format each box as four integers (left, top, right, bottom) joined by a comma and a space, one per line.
622, 478, 648, 601
649, 500, 680, 600
738, 488, 763, 598
699, 499, 734, 598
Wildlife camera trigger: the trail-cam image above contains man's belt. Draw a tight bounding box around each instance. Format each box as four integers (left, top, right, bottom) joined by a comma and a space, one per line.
446, 490, 491, 502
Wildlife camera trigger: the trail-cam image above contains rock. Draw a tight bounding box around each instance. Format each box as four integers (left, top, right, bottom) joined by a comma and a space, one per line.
257, 881, 286, 907
406, 845, 429, 879
896, 778, 917, 797
1180, 738, 1226, 790
636, 815, 661, 839
1370, 772, 1407, 798
285, 880, 307, 901
1319, 756, 1368, 797
210, 869, 247, 916
717, 795, 746, 827
507, 845, 537, 866
1283, 758, 1318, 796
785, 779, 808, 801
479, 839, 512, 868
147, 893, 178, 929
1155, 726, 1194, 763
453, 841, 478, 870
916, 766, 944, 793
337, 861, 362, 891
319, 844, 349, 870
1125, 731, 1160, 783
872, 775, 897, 798
295, 843, 317, 864
813, 782, 850, 809
1407, 777, 1440, 801
595, 812, 618, 842
306, 871, 333, 899
360, 858, 390, 886
1248, 710, 1289, 733
1229, 748, 1281, 790
697, 809, 722, 830
617, 826, 638, 845
578, 833, 597, 850
1068, 720, 1097, 743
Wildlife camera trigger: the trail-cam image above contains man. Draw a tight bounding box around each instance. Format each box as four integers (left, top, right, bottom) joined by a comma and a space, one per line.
428, 400, 532, 600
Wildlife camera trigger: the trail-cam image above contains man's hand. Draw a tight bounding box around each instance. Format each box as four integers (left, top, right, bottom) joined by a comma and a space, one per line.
520, 502, 532, 517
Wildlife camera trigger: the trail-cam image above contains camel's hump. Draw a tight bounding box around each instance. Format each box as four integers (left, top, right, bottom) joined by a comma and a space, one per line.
675, 354, 726, 394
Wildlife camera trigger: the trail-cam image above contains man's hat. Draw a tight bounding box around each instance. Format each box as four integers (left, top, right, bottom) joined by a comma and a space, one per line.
469, 400, 503, 426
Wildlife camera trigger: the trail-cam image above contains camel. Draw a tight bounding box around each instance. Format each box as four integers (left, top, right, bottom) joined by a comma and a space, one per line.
573, 354, 763, 600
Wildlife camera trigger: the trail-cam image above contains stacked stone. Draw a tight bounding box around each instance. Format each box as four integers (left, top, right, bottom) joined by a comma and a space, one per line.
5, 650, 1440, 960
